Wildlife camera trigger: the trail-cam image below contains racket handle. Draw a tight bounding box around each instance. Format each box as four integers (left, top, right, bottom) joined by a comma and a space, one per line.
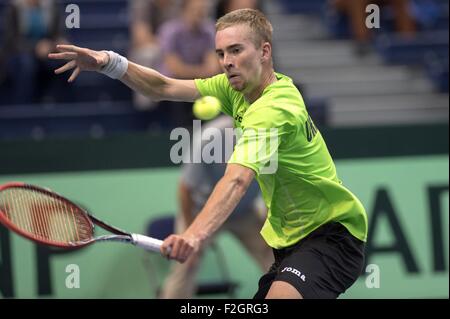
131, 234, 163, 253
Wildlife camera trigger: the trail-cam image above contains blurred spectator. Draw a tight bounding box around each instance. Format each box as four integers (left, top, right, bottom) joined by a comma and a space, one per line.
159, 115, 273, 299
158, 0, 219, 79
0, 0, 69, 104
215, 0, 262, 19
154, 0, 220, 128
128, 0, 182, 110
330, 0, 417, 55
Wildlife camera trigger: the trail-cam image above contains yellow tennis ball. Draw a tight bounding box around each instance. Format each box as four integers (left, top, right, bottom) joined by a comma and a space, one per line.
193, 96, 221, 120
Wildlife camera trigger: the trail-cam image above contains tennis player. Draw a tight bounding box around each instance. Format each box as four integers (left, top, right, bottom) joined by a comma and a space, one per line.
49, 9, 368, 299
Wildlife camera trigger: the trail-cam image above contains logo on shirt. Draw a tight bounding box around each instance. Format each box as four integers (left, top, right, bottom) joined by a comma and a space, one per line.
281, 267, 306, 282
305, 115, 318, 142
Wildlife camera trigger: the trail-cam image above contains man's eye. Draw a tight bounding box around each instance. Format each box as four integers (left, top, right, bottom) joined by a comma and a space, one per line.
233, 48, 240, 54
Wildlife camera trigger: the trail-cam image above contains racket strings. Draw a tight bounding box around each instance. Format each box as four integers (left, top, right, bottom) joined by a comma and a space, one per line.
0, 187, 92, 244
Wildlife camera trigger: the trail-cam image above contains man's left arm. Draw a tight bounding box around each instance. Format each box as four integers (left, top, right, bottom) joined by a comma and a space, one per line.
161, 163, 255, 263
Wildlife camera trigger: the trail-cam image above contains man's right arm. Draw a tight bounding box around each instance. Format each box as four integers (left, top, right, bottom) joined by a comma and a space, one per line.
121, 61, 201, 102
49, 45, 202, 103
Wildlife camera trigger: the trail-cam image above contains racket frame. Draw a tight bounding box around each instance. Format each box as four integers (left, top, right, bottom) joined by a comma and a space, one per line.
0, 182, 134, 249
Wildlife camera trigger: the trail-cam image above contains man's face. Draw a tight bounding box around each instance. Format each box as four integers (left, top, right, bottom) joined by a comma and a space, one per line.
215, 24, 264, 93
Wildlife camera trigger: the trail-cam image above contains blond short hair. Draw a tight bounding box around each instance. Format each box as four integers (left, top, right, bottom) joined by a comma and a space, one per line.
216, 9, 273, 48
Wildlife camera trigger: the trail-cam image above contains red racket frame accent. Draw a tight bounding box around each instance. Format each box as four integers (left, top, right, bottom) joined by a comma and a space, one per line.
0, 182, 95, 249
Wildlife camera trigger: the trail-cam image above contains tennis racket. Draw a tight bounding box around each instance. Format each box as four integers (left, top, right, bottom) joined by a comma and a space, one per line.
0, 182, 163, 253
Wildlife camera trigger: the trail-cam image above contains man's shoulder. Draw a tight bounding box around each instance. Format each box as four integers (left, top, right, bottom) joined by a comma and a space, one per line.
256, 85, 304, 112
246, 78, 306, 125
268, 74, 305, 107
273, 73, 301, 96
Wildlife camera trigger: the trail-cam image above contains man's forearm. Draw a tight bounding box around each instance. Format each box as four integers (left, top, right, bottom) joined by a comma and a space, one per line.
120, 61, 200, 102
166, 55, 218, 79
120, 61, 169, 101
184, 173, 251, 243
160, 165, 255, 262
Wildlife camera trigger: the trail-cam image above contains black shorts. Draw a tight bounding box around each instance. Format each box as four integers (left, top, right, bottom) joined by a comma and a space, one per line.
253, 222, 365, 299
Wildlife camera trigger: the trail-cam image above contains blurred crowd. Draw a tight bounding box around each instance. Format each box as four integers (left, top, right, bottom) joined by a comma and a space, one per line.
0, 0, 262, 129
0, 0, 70, 104
330, 0, 417, 55
0, 0, 447, 133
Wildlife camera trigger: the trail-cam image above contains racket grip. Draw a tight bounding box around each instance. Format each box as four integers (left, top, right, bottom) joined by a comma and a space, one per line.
131, 234, 163, 253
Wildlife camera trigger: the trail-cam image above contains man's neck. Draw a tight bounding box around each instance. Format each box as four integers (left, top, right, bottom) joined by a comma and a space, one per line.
244, 70, 277, 104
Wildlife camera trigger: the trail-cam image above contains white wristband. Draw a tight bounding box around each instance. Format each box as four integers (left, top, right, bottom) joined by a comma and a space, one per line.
99, 50, 129, 79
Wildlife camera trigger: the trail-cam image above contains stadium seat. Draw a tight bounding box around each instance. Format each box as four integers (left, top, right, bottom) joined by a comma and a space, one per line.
279, 0, 327, 14
0, 101, 150, 140
424, 51, 449, 92
374, 30, 449, 64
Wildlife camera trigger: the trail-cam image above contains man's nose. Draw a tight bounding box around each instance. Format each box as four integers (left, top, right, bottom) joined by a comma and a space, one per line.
223, 54, 234, 69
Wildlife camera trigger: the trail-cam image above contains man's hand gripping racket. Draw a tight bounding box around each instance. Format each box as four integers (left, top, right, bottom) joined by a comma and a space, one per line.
0, 182, 168, 255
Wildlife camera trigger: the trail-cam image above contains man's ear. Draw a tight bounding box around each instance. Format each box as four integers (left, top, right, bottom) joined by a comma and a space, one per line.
261, 42, 271, 62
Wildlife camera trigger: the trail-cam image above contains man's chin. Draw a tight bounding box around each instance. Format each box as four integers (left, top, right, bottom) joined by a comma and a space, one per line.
229, 82, 245, 91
